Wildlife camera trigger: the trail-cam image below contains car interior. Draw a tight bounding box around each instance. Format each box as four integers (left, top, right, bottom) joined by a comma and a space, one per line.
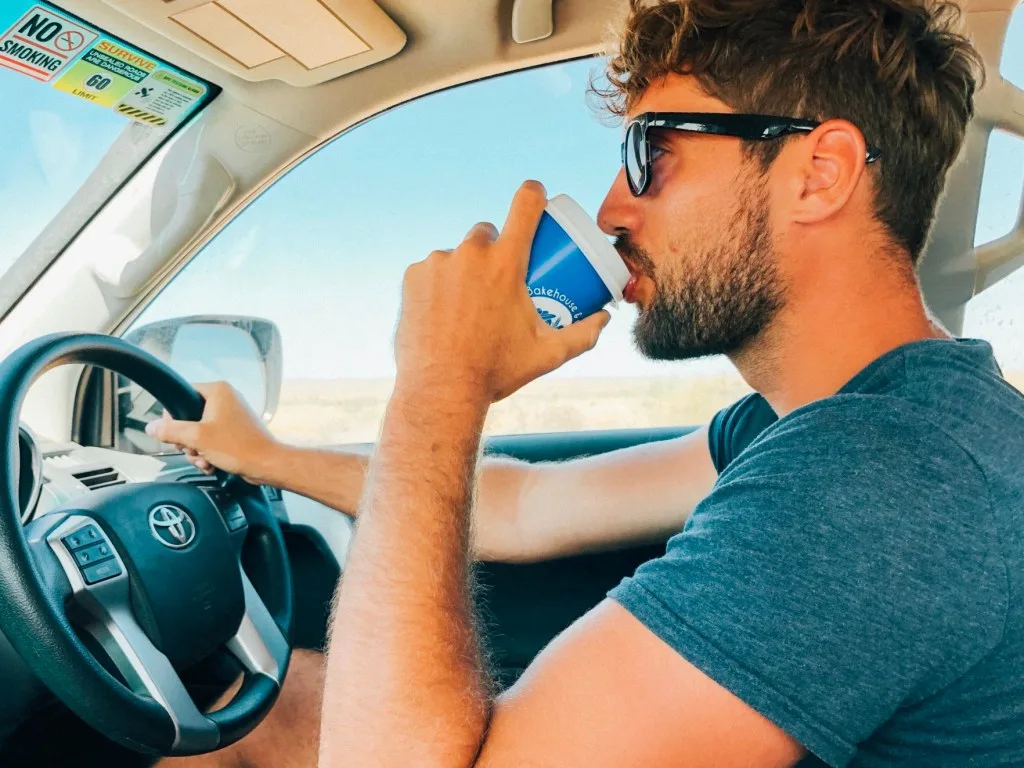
0, 0, 1022, 764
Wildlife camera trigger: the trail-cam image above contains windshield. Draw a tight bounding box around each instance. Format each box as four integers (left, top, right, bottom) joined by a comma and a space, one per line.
0, 0, 216, 284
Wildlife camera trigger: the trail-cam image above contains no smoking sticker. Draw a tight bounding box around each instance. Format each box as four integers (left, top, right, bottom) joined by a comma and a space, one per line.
54, 29, 84, 52
0, 4, 96, 82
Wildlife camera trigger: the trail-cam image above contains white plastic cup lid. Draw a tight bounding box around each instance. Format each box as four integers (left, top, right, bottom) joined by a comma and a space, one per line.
544, 194, 631, 303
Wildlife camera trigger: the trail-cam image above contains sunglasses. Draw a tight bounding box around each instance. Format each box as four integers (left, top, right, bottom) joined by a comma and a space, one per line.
621, 112, 884, 197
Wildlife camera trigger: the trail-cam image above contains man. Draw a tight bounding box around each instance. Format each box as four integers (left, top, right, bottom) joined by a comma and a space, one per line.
156, 0, 1024, 765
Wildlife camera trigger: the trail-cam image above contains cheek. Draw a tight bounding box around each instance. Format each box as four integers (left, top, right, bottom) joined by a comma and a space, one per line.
641, 152, 748, 272
655, 194, 727, 266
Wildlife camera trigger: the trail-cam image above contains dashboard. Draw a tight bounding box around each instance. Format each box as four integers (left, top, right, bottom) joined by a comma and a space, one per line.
15, 424, 203, 523
16, 428, 352, 566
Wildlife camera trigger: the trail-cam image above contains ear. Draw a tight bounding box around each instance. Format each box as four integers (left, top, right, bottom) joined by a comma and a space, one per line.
787, 119, 869, 225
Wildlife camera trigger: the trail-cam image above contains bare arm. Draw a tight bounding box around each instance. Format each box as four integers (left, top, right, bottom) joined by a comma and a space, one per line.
319, 385, 491, 766
151, 396, 717, 563
475, 600, 803, 767
498, 426, 715, 562
257, 426, 713, 561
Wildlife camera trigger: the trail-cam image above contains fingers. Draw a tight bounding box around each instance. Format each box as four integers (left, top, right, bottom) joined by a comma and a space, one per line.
162, 441, 215, 475
499, 181, 547, 276
463, 222, 499, 244
146, 415, 201, 449
551, 311, 611, 366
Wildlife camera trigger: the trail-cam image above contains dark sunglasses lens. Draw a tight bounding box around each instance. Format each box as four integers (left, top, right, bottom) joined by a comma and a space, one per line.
624, 122, 645, 195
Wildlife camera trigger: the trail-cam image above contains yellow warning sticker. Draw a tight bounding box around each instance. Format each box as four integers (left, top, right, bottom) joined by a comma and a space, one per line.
115, 103, 167, 126
113, 68, 206, 127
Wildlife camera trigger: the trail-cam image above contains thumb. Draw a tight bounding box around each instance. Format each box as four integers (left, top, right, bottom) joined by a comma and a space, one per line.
556, 311, 611, 364
146, 415, 202, 448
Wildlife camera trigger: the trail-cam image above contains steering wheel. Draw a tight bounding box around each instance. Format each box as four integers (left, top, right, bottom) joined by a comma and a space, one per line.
0, 333, 293, 756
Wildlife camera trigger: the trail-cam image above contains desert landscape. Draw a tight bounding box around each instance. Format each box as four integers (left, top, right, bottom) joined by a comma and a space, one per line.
267, 371, 1024, 446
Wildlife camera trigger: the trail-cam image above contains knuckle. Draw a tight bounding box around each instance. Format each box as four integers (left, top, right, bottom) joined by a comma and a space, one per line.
472, 222, 498, 239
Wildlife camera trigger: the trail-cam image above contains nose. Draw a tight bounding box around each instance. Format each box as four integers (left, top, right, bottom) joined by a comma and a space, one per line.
597, 168, 642, 238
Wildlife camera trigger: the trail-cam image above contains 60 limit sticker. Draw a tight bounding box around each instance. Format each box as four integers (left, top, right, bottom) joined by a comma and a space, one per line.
53, 40, 155, 107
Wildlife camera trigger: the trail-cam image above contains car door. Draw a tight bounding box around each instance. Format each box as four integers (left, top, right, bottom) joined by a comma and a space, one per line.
71, 57, 753, 680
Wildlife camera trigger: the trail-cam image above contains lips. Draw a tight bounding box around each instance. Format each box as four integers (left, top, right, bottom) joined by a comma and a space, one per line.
621, 257, 645, 304
624, 274, 640, 304
614, 238, 647, 305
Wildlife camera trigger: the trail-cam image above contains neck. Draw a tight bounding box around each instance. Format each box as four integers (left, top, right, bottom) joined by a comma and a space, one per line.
731, 256, 949, 417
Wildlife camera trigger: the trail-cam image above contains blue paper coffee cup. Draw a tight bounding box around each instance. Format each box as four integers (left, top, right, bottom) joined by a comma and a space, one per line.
527, 195, 630, 329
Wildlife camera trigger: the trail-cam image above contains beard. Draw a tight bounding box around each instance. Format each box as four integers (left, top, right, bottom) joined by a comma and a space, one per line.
618, 181, 786, 361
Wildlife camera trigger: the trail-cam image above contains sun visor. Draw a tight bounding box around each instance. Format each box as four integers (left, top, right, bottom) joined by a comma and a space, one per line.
101, 0, 406, 86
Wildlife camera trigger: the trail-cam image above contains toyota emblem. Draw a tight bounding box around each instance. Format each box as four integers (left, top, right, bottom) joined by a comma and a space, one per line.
149, 505, 196, 549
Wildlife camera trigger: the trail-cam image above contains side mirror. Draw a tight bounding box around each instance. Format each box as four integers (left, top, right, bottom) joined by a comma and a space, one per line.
117, 315, 283, 453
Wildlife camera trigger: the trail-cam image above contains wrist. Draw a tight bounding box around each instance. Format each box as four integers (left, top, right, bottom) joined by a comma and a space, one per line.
248, 437, 293, 488
391, 373, 491, 418
385, 383, 489, 455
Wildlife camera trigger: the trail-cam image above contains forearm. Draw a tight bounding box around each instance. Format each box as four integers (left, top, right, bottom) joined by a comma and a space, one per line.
508, 428, 716, 562
253, 443, 372, 514
319, 387, 492, 767
253, 430, 713, 563
254, 440, 533, 559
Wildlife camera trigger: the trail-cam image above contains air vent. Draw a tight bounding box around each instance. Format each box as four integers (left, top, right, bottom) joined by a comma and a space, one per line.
73, 467, 127, 490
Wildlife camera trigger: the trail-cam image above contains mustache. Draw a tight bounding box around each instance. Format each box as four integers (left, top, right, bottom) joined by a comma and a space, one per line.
614, 234, 656, 278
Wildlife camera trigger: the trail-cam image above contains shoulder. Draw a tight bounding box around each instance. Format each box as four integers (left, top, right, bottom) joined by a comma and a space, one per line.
720, 394, 987, 492
707, 393, 778, 474
676, 393, 1007, 633
701, 395, 1002, 590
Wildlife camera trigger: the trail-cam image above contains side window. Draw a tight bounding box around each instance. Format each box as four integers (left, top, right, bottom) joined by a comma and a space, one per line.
962, 266, 1024, 394
127, 59, 750, 448
963, 7, 1024, 394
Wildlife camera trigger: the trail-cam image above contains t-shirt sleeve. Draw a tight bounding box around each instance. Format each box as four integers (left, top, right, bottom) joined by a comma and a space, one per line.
707, 393, 779, 474
610, 400, 1008, 767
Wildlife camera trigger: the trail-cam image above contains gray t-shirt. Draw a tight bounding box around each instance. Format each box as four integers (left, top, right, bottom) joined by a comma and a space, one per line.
610, 339, 1024, 767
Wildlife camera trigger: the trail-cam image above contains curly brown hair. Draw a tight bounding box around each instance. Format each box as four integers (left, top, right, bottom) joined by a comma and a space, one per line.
594, 0, 985, 263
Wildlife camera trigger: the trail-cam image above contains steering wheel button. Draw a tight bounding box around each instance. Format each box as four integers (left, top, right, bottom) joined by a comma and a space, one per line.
63, 525, 102, 551
81, 558, 123, 585
73, 542, 112, 567
226, 516, 248, 532
222, 504, 247, 528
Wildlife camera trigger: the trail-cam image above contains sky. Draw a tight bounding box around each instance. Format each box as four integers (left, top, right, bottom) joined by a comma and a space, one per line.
2, 3, 1024, 383
0, 64, 126, 269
